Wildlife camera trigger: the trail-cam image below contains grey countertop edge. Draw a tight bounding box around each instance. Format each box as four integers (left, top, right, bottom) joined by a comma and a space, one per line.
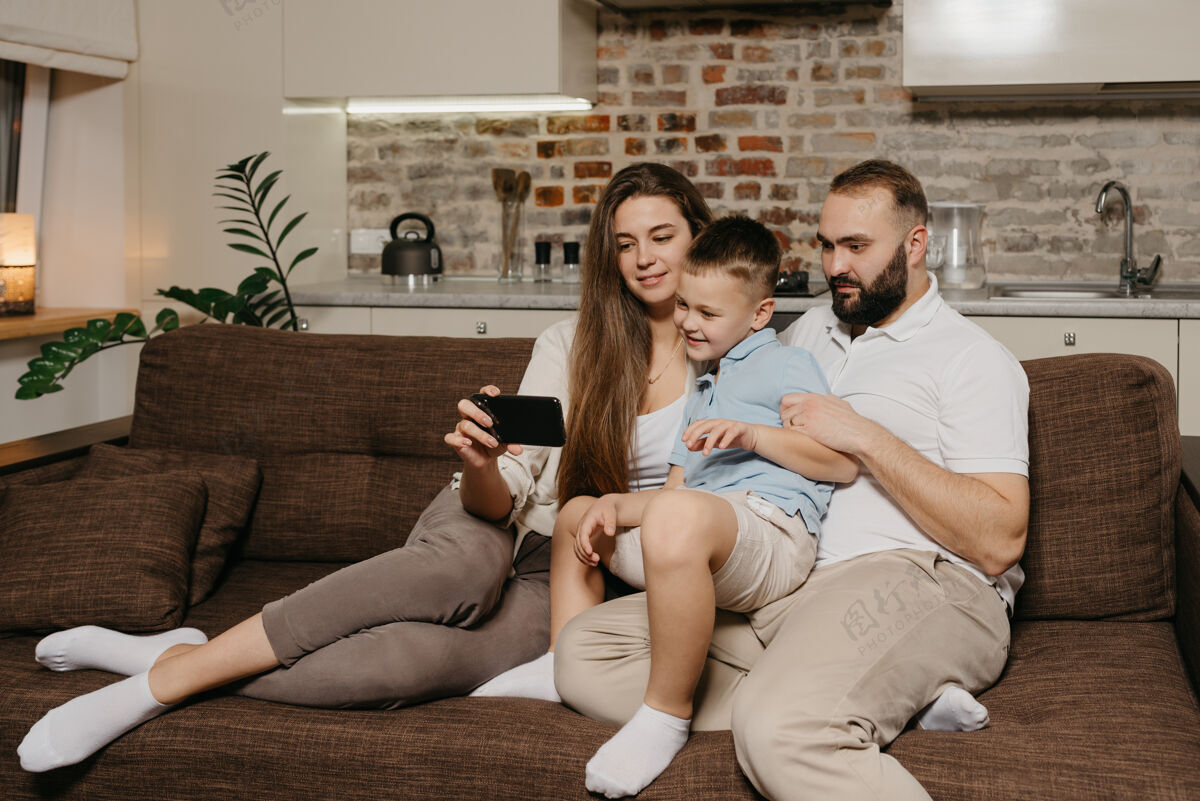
291, 277, 1200, 319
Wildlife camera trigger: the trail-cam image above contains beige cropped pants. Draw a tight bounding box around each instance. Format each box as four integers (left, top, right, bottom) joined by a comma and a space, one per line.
555, 548, 1011, 801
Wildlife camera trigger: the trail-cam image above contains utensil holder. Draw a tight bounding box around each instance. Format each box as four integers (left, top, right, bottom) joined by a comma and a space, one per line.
498, 197, 524, 282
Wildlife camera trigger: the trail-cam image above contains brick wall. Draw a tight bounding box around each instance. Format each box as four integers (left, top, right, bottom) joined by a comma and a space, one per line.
347, 1, 1200, 283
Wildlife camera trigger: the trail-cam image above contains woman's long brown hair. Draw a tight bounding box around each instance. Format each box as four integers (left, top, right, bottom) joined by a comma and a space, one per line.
556, 163, 713, 504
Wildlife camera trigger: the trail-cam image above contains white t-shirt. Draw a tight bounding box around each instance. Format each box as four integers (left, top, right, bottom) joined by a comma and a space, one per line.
489, 318, 700, 557
779, 274, 1030, 608
629, 393, 688, 492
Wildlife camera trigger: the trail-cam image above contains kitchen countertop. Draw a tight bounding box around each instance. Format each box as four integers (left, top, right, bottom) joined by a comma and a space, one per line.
291, 275, 1200, 319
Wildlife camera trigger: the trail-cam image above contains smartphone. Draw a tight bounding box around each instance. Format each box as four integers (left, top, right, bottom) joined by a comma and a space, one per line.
470, 393, 567, 447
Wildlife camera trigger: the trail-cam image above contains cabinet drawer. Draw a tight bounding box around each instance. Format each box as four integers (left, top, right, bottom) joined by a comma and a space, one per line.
294, 306, 372, 335
970, 316, 1178, 385
371, 308, 573, 338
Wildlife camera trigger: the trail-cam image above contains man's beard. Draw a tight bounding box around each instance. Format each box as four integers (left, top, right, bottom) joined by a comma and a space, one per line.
829, 243, 908, 326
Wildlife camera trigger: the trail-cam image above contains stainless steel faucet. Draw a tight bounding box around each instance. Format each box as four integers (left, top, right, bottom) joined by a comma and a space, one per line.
1095, 180, 1162, 296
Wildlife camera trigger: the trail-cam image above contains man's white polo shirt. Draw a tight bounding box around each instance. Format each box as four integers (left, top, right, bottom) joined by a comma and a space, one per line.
779, 274, 1030, 609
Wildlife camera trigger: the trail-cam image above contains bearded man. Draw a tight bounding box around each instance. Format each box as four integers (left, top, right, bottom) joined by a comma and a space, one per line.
556, 159, 1030, 801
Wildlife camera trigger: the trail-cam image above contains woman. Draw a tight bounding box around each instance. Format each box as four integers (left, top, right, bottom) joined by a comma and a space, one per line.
18, 162, 715, 773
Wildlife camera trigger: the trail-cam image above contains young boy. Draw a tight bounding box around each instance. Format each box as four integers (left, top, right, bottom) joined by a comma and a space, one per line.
477, 216, 858, 798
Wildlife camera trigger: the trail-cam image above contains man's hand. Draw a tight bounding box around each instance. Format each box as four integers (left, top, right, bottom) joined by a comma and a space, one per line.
780, 392, 882, 457
681, 418, 759, 456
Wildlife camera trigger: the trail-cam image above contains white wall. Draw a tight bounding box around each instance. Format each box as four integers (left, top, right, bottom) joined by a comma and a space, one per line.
2, 0, 348, 445
0, 69, 137, 443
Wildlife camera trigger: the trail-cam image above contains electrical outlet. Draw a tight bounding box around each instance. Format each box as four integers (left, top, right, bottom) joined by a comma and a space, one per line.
350, 228, 390, 255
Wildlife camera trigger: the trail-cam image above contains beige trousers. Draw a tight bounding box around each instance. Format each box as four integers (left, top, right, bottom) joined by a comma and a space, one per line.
555, 548, 1011, 801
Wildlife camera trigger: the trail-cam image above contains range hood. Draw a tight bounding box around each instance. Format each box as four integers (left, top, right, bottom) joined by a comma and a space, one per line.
904, 0, 1200, 100
284, 0, 596, 113
598, 0, 889, 8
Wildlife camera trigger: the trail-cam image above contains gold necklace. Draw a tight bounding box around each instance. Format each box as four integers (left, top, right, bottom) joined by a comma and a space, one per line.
648, 336, 684, 384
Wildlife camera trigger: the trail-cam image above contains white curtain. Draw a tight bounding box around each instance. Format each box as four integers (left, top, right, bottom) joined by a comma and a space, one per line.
0, 0, 137, 79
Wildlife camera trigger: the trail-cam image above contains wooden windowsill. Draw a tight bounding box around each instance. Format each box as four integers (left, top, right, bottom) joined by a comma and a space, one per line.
0, 307, 138, 341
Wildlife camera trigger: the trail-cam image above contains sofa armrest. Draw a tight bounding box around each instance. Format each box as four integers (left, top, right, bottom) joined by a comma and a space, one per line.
0, 415, 131, 477
1176, 436, 1200, 697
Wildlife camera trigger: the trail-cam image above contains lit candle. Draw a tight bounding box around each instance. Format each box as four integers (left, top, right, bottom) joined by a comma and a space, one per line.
0, 213, 36, 315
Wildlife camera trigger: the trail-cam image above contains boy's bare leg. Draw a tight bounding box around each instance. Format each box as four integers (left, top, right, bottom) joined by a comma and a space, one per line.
472, 495, 611, 700
586, 490, 737, 798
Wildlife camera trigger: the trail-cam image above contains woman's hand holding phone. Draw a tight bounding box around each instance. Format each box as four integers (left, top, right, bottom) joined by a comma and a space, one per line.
444, 384, 524, 469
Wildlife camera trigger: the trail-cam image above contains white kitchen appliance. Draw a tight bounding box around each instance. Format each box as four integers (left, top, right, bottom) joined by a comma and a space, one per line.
927, 202, 985, 289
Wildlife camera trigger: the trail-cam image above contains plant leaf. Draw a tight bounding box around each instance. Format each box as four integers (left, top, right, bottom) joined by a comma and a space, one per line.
276, 212, 307, 247
86, 319, 112, 340
63, 327, 90, 345
27, 356, 66, 374
255, 266, 280, 283
237, 273, 270, 295
253, 170, 282, 206
288, 247, 319, 274
155, 308, 180, 332
223, 227, 266, 242
266, 194, 290, 232
264, 307, 294, 328
246, 151, 270, 183
42, 341, 82, 361
227, 242, 272, 259
110, 313, 142, 340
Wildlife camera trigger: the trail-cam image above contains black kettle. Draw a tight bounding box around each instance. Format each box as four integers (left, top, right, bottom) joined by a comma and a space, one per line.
382, 212, 442, 281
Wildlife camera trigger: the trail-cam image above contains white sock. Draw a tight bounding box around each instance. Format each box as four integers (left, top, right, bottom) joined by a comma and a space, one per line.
585, 704, 691, 798
18, 672, 170, 772
36, 625, 208, 676
469, 651, 560, 703
916, 686, 989, 731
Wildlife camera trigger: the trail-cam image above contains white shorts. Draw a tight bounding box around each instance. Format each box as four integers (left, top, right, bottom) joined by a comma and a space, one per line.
608, 489, 817, 614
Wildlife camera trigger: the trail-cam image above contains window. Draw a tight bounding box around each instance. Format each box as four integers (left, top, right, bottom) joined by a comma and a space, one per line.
0, 59, 24, 213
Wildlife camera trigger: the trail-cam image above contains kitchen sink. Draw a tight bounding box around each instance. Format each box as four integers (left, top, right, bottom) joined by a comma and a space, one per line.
991, 283, 1200, 301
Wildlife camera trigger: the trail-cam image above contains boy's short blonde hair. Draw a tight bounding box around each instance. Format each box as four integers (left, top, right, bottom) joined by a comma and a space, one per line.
683, 215, 782, 300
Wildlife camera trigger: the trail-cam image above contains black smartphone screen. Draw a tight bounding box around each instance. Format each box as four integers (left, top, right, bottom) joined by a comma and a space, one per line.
470, 394, 567, 447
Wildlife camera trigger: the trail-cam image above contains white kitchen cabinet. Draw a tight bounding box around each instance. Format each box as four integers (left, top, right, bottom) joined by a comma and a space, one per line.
1179, 320, 1200, 436
283, 0, 596, 102
970, 316, 1178, 384
904, 0, 1200, 98
371, 307, 573, 338
295, 305, 372, 335
970, 315, 1190, 432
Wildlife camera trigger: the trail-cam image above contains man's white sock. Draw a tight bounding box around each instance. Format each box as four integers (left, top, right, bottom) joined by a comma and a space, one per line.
469, 651, 560, 703
585, 703, 690, 798
36, 625, 208, 676
916, 686, 989, 731
18, 672, 170, 772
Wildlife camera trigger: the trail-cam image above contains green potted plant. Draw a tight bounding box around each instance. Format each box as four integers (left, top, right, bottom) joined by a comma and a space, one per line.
16, 151, 317, 400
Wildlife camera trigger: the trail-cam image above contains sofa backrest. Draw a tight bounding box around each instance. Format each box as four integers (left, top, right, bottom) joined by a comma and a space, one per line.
130, 325, 533, 561
1015, 353, 1179, 621
132, 327, 1181, 621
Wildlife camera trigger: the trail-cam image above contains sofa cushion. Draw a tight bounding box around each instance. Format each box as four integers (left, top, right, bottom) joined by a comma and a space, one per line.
1015, 354, 1180, 621
129, 326, 533, 561
0, 473, 205, 632
888, 620, 1200, 800
78, 444, 261, 604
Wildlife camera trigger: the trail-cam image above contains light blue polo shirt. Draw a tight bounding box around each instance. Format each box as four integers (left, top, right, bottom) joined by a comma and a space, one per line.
669, 327, 833, 534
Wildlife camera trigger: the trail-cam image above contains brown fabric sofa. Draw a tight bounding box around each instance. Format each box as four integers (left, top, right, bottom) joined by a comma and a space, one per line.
1, 323, 1199, 800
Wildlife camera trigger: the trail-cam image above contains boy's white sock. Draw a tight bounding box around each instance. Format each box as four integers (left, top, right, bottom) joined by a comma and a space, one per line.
35, 625, 208, 676
916, 686, 989, 731
18, 672, 170, 772
469, 651, 560, 703
585, 703, 690, 798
